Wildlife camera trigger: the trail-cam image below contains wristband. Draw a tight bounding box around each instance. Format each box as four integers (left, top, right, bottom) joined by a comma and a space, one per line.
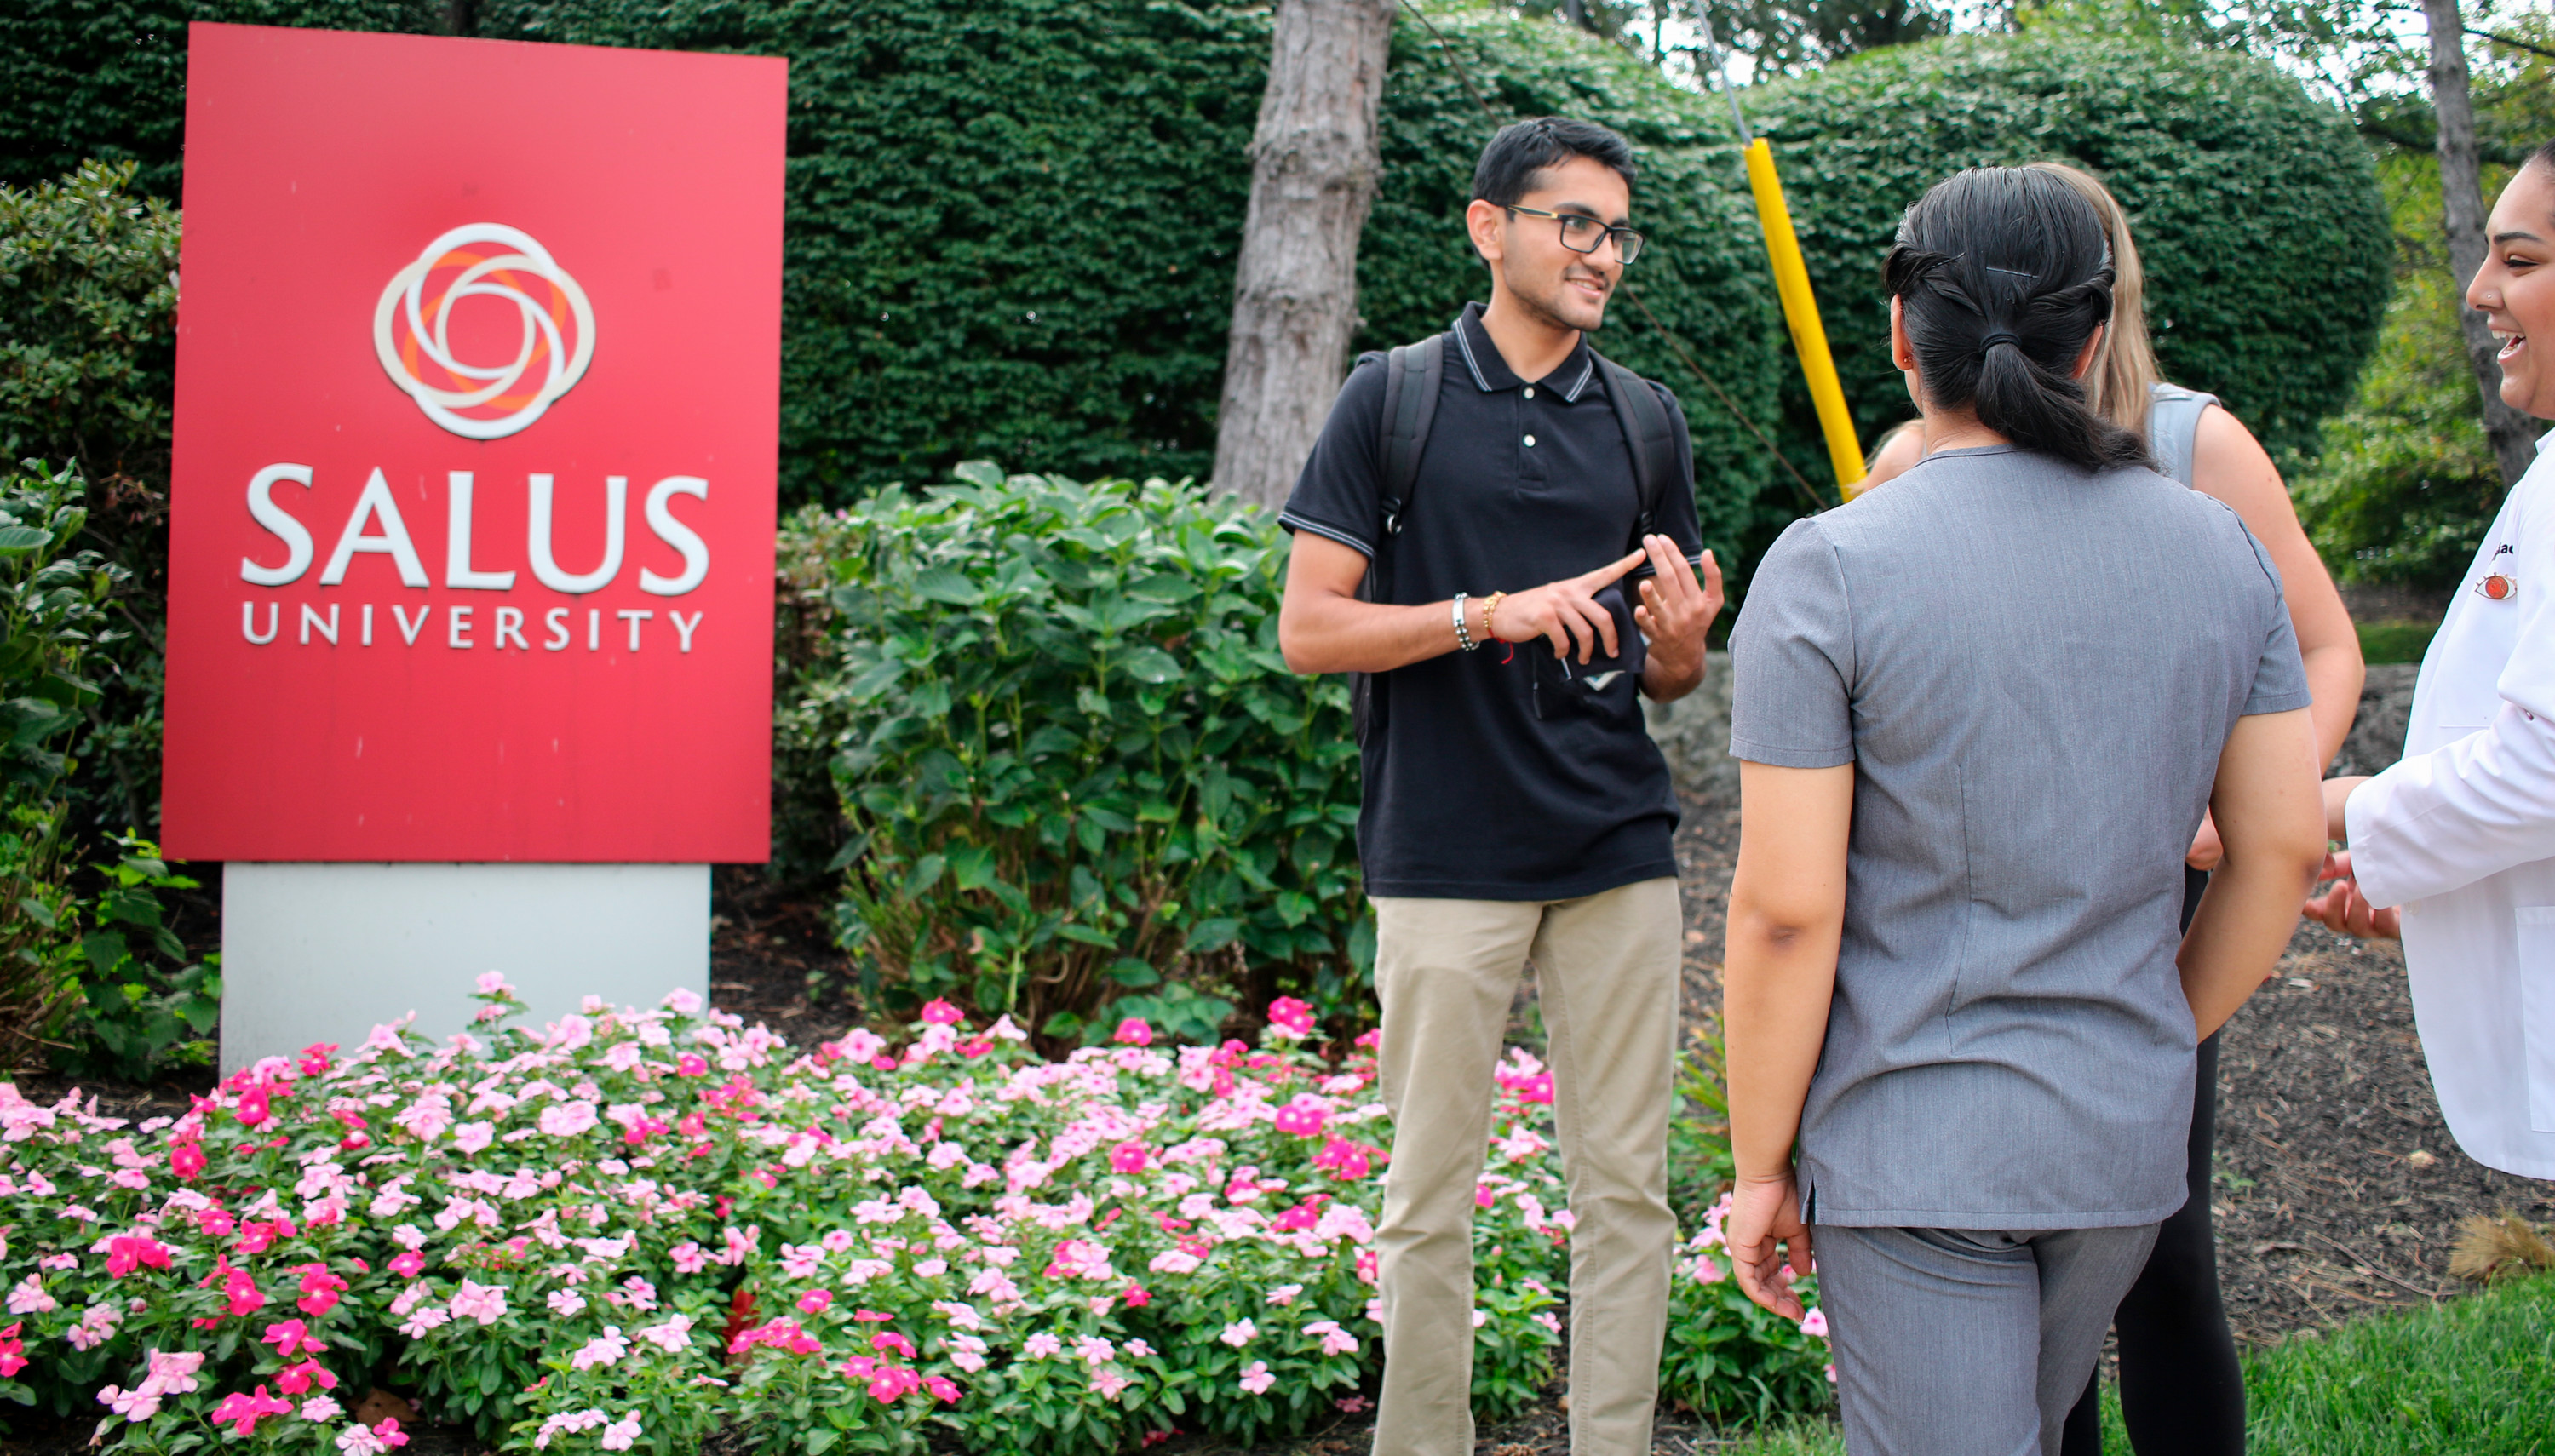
1453, 593, 1478, 651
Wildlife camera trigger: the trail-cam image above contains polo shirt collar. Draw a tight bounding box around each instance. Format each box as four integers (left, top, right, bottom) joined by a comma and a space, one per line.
1450, 301, 1599, 403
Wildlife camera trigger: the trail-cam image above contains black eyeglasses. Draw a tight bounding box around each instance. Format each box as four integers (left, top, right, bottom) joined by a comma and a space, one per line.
1506, 204, 1645, 266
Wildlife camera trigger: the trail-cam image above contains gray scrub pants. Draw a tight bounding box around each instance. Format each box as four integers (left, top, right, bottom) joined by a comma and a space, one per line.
1815, 1223, 2162, 1456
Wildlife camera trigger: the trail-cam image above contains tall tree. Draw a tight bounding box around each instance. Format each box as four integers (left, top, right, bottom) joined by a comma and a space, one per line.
1212, 0, 1398, 510
2423, 0, 2540, 489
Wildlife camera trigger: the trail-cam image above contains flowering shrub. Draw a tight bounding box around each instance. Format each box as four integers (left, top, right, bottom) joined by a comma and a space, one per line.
0, 983, 1825, 1453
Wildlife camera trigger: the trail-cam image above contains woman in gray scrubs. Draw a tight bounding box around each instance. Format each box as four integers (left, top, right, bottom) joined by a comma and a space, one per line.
1715, 167, 2330, 1456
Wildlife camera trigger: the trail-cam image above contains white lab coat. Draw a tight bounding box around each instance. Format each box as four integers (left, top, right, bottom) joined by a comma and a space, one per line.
2346, 430, 2555, 1179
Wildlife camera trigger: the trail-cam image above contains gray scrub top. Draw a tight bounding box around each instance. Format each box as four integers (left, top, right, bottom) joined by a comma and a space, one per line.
1728, 444, 2311, 1229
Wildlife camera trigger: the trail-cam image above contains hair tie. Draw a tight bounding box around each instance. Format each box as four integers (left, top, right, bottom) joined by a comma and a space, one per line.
1978, 330, 2022, 358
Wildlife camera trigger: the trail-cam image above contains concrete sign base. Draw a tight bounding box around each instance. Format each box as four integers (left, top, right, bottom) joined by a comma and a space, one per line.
219, 862, 709, 1074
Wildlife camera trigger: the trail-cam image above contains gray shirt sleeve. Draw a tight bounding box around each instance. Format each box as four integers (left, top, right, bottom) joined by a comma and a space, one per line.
1728, 517, 1857, 769
2236, 525, 2313, 717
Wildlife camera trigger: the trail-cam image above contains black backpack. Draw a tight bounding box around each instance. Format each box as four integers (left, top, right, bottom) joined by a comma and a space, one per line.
1350, 330, 1684, 747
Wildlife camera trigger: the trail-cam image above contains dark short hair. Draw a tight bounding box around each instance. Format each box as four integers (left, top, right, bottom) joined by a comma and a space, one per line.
2536, 136, 2555, 179
1882, 167, 2151, 474
1472, 118, 1637, 209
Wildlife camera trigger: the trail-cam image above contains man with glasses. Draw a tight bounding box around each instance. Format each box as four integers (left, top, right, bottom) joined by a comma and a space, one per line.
1275, 116, 1721, 1456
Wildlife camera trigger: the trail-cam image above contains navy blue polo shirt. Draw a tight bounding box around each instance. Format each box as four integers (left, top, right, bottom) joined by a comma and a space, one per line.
1280, 301, 1706, 900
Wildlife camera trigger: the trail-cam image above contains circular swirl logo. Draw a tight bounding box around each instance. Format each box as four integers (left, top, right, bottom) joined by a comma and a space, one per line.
374, 223, 596, 440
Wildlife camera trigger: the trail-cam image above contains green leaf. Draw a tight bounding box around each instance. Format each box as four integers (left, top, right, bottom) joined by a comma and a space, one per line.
910, 566, 984, 605
1105, 958, 1161, 988
1116, 646, 1181, 684
903, 854, 946, 899
0, 525, 50, 554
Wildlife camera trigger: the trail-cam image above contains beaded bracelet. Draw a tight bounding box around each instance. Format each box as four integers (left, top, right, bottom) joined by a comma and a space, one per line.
1453, 592, 1478, 651
1480, 591, 1507, 643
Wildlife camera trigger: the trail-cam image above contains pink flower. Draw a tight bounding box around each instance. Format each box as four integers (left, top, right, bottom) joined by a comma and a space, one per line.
671, 1241, 709, 1274
261, 1318, 327, 1358
0, 1321, 22, 1378
796, 1288, 833, 1316
635, 1315, 695, 1353
169, 1138, 206, 1181
1109, 1142, 1149, 1175
1122, 1283, 1151, 1308
675, 1054, 709, 1077
923, 1374, 962, 1403
146, 1349, 205, 1393
1238, 1360, 1274, 1395
275, 1358, 338, 1394
1112, 1018, 1153, 1046
537, 1100, 599, 1137
297, 1042, 338, 1075
389, 1250, 426, 1279
571, 1327, 630, 1371
920, 999, 964, 1025
301, 1395, 343, 1421
1313, 1136, 1374, 1180
211, 1384, 293, 1436
448, 1279, 508, 1326
868, 1366, 922, 1402
1306, 1319, 1359, 1356
1219, 1318, 1255, 1347
871, 1330, 916, 1359
237, 1085, 273, 1127
474, 971, 515, 998
1023, 1333, 1063, 1359
601, 1415, 643, 1451
1266, 997, 1315, 1038
1800, 1307, 1829, 1339
297, 1264, 349, 1316
103, 1235, 171, 1277
98, 1384, 161, 1422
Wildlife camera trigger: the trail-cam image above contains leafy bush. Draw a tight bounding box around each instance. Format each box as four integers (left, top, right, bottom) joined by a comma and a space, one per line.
786, 469, 1364, 1042
1748, 27, 2394, 467
0, 460, 210, 1081
0, 984, 1829, 1452
0, 459, 126, 1061
0, 161, 182, 840
0, 3, 441, 201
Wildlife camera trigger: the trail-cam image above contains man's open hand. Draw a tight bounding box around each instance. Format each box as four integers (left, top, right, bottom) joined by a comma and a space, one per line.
1634, 535, 1721, 691
1490, 547, 1648, 664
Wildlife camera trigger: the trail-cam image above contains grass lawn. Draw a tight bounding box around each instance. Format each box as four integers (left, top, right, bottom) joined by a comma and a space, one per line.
1717, 1273, 2555, 1454
2357, 618, 2440, 665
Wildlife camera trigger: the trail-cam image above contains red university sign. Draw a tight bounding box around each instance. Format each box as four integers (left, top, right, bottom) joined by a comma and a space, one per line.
162, 23, 786, 863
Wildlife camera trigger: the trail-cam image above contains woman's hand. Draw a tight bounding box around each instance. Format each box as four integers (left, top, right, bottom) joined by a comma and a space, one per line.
2304, 851, 2402, 940
1726, 1170, 1815, 1321
2187, 810, 2224, 872
1490, 547, 1647, 664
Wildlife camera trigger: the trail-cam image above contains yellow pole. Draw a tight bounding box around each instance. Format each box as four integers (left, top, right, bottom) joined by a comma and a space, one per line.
1743, 138, 1867, 501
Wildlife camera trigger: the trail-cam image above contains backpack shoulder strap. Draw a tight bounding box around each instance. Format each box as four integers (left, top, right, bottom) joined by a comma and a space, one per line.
1593, 352, 1679, 538
1377, 334, 1446, 539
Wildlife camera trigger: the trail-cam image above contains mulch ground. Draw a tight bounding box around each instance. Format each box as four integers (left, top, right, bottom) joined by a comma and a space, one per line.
7, 800, 2546, 1455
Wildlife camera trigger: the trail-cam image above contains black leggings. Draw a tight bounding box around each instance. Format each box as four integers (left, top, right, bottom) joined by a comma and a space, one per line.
2058, 868, 2245, 1455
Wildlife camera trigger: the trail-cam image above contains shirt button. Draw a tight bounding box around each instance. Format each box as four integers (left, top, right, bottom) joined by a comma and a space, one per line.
1523, 387, 1536, 399
1524, 434, 1536, 448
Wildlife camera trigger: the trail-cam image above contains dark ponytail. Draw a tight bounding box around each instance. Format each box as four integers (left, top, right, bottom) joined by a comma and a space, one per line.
1883, 168, 2152, 473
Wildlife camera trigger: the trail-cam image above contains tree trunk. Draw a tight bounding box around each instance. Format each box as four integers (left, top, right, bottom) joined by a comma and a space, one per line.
1211, 0, 1395, 512
2425, 0, 2541, 490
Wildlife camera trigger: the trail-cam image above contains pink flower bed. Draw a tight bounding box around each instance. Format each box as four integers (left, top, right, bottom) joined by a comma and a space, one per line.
0, 983, 1821, 1454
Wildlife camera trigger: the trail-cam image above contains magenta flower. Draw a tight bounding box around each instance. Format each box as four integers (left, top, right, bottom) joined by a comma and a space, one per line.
211, 1384, 293, 1436
296, 1264, 349, 1316
870, 1330, 916, 1359
920, 999, 964, 1025
103, 1235, 171, 1277
388, 1250, 425, 1279
923, 1374, 962, 1404
1112, 1018, 1153, 1046
236, 1084, 273, 1127
1266, 997, 1316, 1038
796, 1288, 832, 1316
675, 1053, 709, 1077
868, 1366, 922, 1402
169, 1138, 206, 1181
261, 1318, 327, 1358
1109, 1141, 1150, 1174
0, 1321, 23, 1378
1273, 1103, 1327, 1138
275, 1358, 338, 1395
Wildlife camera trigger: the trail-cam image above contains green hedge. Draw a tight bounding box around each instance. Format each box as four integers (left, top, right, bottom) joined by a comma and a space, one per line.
1748, 27, 2394, 467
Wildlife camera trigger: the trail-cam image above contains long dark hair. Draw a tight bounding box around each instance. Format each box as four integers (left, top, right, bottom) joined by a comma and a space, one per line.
1882, 167, 2152, 473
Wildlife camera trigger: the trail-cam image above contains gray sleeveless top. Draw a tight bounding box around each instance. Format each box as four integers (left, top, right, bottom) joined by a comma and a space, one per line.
2149, 381, 2219, 487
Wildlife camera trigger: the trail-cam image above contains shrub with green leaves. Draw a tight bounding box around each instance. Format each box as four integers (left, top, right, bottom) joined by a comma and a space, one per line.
790, 468, 1365, 1040
1748, 26, 2394, 467
0, 160, 183, 840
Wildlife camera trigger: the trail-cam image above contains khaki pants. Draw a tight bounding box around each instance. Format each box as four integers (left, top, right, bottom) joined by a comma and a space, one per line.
1370, 877, 1681, 1456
